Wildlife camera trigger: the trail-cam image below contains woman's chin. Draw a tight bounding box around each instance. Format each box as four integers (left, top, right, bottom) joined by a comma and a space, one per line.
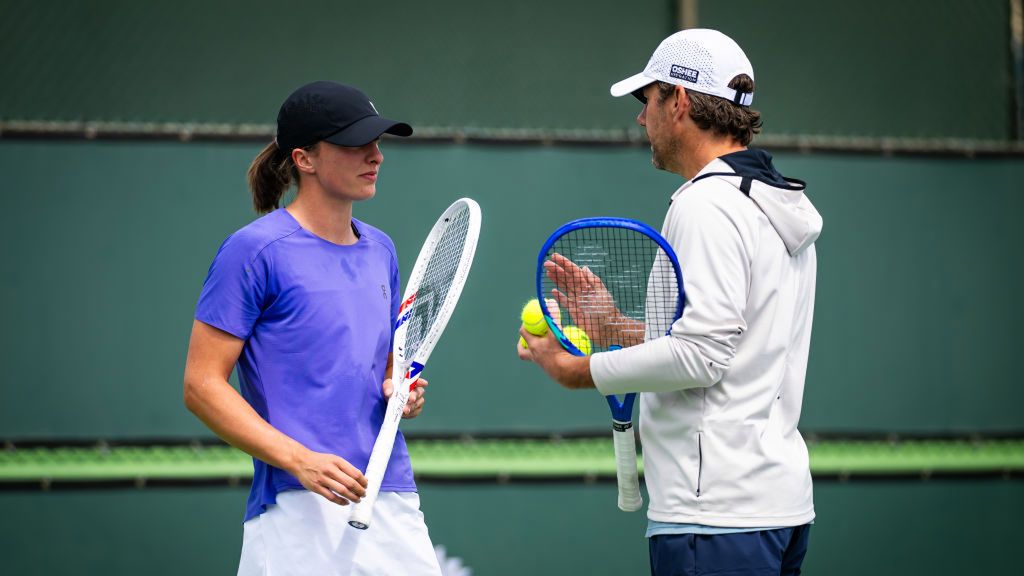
349, 185, 377, 202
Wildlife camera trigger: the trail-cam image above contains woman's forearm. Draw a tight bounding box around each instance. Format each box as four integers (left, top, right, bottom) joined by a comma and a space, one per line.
185, 372, 307, 475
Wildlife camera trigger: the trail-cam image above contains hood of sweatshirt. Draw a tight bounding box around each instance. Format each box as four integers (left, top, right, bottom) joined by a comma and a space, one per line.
690, 148, 822, 256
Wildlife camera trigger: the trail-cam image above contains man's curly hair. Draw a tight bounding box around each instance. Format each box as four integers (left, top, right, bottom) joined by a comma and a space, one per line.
657, 74, 762, 146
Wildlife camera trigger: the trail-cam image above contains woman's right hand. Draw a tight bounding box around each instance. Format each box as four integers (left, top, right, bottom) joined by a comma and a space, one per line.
291, 449, 368, 506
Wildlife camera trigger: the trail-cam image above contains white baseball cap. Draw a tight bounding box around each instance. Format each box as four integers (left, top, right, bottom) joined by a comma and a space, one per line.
610, 29, 755, 106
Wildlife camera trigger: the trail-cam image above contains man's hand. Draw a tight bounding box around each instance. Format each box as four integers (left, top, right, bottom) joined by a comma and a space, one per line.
383, 377, 428, 419
518, 325, 595, 390
544, 253, 643, 348
291, 449, 368, 506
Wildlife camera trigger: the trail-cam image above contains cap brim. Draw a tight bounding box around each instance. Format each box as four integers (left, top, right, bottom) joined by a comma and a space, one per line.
610, 72, 654, 100
324, 115, 413, 147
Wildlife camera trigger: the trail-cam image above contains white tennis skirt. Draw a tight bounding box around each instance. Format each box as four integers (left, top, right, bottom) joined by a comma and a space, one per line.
237, 490, 442, 576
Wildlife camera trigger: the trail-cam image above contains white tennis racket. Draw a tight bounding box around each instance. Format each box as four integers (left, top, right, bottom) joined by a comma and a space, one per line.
349, 197, 481, 530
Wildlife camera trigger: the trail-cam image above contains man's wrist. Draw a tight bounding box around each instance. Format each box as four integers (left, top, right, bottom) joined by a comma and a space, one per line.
557, 354, 595, 390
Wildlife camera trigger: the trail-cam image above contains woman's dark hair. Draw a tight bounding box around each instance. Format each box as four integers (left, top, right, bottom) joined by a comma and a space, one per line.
246, 141, 318, 214
657, 74, 762, 146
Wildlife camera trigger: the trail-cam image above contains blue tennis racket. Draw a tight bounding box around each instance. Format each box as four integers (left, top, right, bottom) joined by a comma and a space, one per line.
537, 217, 684, 512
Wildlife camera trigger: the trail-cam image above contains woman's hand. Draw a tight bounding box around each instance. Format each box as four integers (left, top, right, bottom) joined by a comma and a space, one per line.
291, 449, 368, 506
383, 377, 428, 419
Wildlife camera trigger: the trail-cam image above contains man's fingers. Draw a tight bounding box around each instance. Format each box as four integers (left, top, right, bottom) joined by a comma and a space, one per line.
551, 252, 581, 271
544, 261, 572, 292
550, 290, 569, 327
546, 255, 588, 295
546, 258, 594, 313
520, 326, 550, 350
552, 253, 589, 286
517, 332, 534, 361
382, 378, 394, 398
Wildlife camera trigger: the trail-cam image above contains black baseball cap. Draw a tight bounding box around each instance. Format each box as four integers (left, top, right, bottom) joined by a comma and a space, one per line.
275, 81, 413, 151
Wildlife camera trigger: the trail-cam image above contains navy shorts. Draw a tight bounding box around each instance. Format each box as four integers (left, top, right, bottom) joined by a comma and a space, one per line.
649, 524, 811, 576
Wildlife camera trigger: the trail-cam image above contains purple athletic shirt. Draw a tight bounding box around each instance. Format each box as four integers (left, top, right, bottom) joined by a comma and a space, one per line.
195, 208, 415, 522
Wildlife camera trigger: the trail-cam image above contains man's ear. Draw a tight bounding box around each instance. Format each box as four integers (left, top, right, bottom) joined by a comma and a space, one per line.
672, 85, 690, 122
292, 148, 316, 174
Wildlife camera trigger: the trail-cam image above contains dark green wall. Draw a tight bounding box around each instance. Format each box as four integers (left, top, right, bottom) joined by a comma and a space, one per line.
700, 0, 1013, 140
1, 0, 1014, 139
1, 480, 1021, 575
1, 140, 1021, 437
0, 0, 671, 131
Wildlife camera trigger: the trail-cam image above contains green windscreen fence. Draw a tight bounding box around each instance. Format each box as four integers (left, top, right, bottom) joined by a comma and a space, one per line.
1, 141, 1022, 438
0, 0, 1016, 141
2, 438, 1021, 486
1, 481, 1022, 575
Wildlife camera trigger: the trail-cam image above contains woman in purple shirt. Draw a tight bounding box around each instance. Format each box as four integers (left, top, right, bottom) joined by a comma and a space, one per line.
184, 81, 442, 575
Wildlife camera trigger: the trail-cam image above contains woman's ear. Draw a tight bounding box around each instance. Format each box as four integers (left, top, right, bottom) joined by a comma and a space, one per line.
292, 147, 316, 174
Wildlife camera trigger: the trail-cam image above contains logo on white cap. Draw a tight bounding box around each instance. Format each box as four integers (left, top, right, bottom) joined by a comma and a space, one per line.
670, 65, 699, 83
610, 29, 754, 107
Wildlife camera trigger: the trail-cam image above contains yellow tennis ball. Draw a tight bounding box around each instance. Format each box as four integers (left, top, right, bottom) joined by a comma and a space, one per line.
562, 325, 592, 355
521, 299, 548, 336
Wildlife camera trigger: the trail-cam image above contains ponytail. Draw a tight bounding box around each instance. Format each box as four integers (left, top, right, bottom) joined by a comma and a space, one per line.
247, 141, 293, 214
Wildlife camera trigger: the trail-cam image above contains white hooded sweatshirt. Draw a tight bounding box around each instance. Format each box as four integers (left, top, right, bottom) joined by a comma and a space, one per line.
591, 149, 822, 527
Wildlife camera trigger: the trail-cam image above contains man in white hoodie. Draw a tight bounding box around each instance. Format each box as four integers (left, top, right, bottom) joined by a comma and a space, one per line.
519, 29, 823, 575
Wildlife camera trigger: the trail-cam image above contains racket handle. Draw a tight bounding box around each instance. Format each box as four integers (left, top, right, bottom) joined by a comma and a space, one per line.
348, 384, 409, 530
612, 420, 643, 512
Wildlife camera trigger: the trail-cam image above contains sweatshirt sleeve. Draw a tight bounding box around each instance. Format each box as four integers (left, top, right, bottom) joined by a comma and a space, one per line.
591, 189, 750, 395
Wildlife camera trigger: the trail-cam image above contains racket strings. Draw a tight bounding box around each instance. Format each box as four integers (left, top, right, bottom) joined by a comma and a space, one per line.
402, 206, 472, 359
542, 226, 679, 353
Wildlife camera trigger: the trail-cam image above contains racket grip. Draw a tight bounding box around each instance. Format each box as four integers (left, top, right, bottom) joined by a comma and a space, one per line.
612, 420, 643, 512
348, 387, 409, 530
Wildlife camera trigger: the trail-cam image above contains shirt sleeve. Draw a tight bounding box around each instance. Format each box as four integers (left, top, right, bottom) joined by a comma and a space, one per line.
591, 190, 750, 395
194, 234, 267, 340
